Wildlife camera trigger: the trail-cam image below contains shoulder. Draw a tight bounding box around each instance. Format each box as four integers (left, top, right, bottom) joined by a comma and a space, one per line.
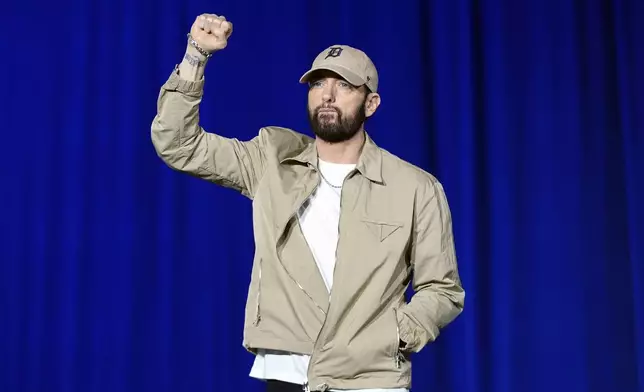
256, 126, 314, 159
379, 148, 442, 193
258, 126, 313, 144
379, 149, 453, 223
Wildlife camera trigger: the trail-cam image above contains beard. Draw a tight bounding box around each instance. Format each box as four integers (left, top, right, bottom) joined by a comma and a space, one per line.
308, 101, 367, 144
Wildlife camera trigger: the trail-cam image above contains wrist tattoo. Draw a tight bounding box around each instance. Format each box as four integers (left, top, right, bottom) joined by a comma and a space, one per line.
184, 53, 205, 67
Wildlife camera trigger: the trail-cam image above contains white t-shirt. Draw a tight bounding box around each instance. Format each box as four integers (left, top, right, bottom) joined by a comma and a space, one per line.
249, 159, 408, 392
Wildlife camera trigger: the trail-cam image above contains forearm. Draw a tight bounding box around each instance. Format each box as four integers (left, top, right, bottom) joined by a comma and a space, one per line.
151, 67, 204, 169
150, 13, 268, 195
178, 44, 209, 81
150, 62, 267, 198
397, 278, 464, 352
396, 178, 465, 353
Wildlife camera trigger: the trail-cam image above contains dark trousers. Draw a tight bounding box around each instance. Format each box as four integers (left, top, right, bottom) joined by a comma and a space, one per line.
266, 379, 304, 392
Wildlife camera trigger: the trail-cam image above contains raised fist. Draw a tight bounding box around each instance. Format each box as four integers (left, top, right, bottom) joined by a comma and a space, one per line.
190, 14, 233, 53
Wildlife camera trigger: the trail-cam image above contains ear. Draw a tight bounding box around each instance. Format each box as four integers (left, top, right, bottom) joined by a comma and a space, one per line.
365, 93, 381, 117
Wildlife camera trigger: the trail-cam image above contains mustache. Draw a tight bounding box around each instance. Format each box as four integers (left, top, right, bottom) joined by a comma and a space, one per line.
315, 105, 341, 113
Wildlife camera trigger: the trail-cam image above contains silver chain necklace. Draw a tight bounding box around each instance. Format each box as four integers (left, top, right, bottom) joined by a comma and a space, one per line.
319, 171, 342, 189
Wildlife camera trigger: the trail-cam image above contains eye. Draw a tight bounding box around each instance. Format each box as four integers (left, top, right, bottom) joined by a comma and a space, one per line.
338, 81, 351, 88
310, 80, 324, 88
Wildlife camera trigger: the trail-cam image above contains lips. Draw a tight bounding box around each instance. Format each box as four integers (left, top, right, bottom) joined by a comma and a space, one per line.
318, 108, 338, 114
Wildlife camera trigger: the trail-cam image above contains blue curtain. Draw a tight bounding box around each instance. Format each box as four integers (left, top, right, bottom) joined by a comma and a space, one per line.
2, 0, 642, 391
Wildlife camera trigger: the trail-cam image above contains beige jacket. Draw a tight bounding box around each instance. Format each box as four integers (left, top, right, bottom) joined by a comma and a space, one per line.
151, 69, 465, 391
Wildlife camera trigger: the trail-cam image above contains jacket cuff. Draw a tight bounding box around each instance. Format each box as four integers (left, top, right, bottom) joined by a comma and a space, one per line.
162, 66, 205, 97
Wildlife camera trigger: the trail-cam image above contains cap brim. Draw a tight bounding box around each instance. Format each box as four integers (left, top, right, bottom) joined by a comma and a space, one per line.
299, 64, 366, 87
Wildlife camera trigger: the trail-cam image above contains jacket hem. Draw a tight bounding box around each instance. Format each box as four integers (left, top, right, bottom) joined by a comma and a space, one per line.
306, 373, 411, 391
243, 333, 315, 356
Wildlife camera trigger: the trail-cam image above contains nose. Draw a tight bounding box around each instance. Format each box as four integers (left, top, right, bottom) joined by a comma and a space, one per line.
321, 82, 336, 103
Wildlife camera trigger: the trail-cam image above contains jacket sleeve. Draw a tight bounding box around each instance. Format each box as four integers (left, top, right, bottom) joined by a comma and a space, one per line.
151, 68, 267, 199
397, 177, 465, 353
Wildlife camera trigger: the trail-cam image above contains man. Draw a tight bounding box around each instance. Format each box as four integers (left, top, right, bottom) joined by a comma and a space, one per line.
151, 13, 465, 392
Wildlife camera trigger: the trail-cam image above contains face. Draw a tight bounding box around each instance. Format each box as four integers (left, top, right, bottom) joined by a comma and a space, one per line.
307, 71, 380, 143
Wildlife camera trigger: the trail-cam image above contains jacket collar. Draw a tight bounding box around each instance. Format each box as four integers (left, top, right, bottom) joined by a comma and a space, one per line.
281, 132, 384, 184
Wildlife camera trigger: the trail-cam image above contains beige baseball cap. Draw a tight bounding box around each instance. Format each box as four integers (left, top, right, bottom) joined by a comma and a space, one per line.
299, 45, 379, 93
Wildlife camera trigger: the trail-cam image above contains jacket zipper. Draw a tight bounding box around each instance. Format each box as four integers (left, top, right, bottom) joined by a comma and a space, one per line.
393, 307, 401, 368
253, 257, 263, 325
283, 173, 327, 315
303, 170, 328, 392
259, 169, 326, 324
304, 170, 353, 392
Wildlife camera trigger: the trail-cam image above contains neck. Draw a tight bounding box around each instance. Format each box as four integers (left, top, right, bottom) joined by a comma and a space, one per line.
315, 130, 365, 164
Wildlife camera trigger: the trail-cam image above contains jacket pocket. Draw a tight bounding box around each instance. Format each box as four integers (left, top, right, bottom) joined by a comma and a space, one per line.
361, 217, 404, 243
